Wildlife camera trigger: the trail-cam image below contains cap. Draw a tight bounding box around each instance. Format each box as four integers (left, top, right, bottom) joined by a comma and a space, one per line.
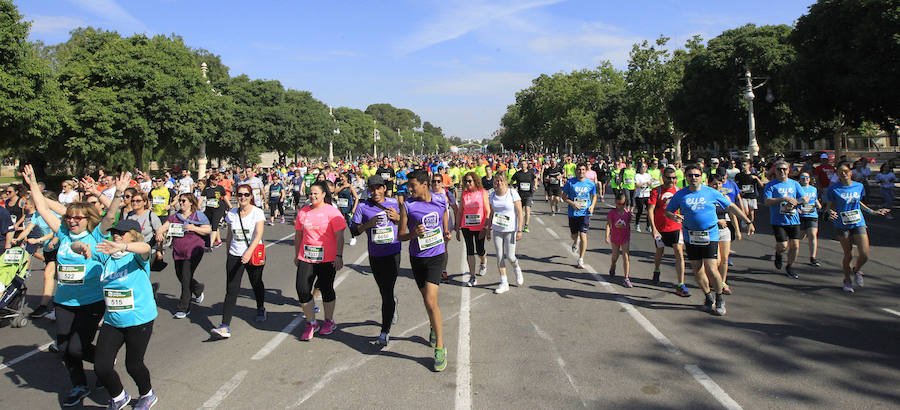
710, 158, 719, 163
109, 219, 141, 234
820, 153, 828, 159
366, 175, 385, 187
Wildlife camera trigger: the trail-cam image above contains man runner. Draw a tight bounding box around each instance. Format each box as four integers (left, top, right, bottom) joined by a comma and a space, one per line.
763, 160, 807, 279
511, 159, 537, 232
561, 163, 597, 269
647, 167, 690, 297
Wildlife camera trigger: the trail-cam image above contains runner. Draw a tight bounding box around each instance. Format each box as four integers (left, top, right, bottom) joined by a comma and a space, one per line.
17, 198, 61, 319
647, 167, 690, 297
620, 161, 637, 212
763, 160, 807, 279
544, 159, 564, 216
213, 184, 267, 339
156, 194, 209, 318
350, 175, 402, 345
823, 162, 891, 293
875, 163, 896, 220
605, 193, 632, 287
58, 180, 81, 205
510, 159, 536, 233
295, 180, 347, 341
486, 173, 524, 294
398, 169, 451, 372
430, 173, 457, 283
335, 173, 359, 246
734, 160, 763, 235
633, 162, 652, 232
797, 172, 822, 267
708, 175, 738, 295
561, 163, 597, 269
265, 174, 286, 225
376, 157, 396, 197
457, 172, 490, 286
201, 176, 227, 249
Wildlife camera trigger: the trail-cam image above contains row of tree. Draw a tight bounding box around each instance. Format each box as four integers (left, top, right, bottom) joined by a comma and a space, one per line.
0, 0, 450, 176
498, 0, 899, 158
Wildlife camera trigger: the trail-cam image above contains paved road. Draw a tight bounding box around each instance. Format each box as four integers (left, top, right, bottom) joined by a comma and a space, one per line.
1, 194, 898, 409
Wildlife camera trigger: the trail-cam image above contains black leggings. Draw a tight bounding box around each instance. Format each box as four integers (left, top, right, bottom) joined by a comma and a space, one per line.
296, 260, 336, 304
54, 301, 105, 387
223, 253, 266, 326
94, 321, 154, 397
634, 197, 649, 227
174, 250, 205, 312
270, 201, 284, 218
370, 253, 400, 334
461, 228, 486, 256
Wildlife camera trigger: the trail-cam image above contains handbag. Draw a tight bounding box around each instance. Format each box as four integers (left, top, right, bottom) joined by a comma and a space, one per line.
238, 209, 266, 266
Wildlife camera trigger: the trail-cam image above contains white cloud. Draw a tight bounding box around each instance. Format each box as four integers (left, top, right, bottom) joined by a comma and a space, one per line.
29, 15, 86, 34
411, 71, 535, 98
67, 0, 148, 33
397, 0, 566, 55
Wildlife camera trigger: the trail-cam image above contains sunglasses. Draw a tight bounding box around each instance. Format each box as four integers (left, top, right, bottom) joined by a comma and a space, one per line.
432, 179, 442, 183
686, 173, 702, 178
65, 215, 87, 222
237, 192, 252, 197
179, 199, 190, 203
777, 168, 789, 172
131, 198, 143, 202
664, 175, 678, 179
800, 176, 810, 179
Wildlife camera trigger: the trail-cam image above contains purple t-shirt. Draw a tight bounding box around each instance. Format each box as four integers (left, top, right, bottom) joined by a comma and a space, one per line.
405, 192, 448, 258
167, 211, 210, 260
351, 197, 402, 257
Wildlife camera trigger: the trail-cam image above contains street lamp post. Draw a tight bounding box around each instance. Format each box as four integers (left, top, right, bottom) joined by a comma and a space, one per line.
743, 69, 774, 159
328, 106, 339, 163
198, 62, 210, 180
373, 120, 378, 158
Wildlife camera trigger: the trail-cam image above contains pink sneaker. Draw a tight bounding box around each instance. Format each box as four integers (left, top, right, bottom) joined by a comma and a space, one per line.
320, 319, 336, 335
301, 321, 320, 341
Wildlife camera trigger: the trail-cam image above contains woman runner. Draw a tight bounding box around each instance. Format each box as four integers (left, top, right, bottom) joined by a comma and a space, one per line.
457, 172, 491, 286
156, 194, 210, 318
486, 173, 524, 294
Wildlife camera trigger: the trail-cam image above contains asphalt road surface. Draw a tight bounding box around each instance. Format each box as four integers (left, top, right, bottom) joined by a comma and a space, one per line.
1, 194, 898, 409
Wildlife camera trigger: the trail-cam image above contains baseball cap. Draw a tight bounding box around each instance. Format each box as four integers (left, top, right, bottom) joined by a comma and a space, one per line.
109, 219, 141, 235
367, 175, 385, 187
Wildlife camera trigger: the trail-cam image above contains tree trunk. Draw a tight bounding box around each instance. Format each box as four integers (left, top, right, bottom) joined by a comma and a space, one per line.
673, 133, 684, 162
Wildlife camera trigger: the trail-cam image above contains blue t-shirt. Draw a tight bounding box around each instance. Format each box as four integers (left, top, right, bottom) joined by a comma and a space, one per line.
396, 170, 408, 195
825, 182, 866, 229
797, 185, 819, 218
562, 178, 597, 217
96, 251, 157, 327
763, 179, 804, 226
719, 180, 740, 203
54, 225, 107, 306
30, 212, 60, 252
665, 185, 732, 244
351, 197, 402, 257
269, 183, 284, 200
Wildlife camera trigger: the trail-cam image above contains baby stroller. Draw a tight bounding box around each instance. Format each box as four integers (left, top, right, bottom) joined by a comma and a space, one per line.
0, 246, 32, 328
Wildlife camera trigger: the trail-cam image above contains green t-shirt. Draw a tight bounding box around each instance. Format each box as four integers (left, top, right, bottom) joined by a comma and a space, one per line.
564, 163, 577, 179
303, 173, 316, 194
621, 168, 636, 190
610, 168, 620, 189
475, 165, 487, 178
449, 167, 461, 185
648, 168, 662, 188
675, 168, 685, 188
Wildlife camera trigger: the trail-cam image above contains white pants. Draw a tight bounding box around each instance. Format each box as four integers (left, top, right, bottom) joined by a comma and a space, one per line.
492, 231, 519, 267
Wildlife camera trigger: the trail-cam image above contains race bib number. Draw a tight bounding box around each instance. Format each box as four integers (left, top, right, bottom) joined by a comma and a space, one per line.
381, 173, 391, 180
168, 223, 185, 237
741, 185, 754, 194
372, 226, 394, 244
779, 202, 796, 215
574, 198, 589, 209
303, 245, 324, 261
232, 228, 249, 242
206, 199, 219, 208
418, 228, 443, 250
336, 198, 350, 208
464, 213, 482, 226
104, 289, 135, 311
650, 178, 660, 187
550, 177, 558, 184
519, 182, 531, 191
493, 213, 512, 229
58, 264, 86, 285
624, 178, 634, 185
152, 196, 165, 206
840, 210, 862, 225
688, 229, 711, 245
1, 248, 24, 264
799, 204, 815, 215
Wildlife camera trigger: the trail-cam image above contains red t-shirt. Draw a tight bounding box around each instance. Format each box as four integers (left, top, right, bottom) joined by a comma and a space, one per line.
814, 164, 835, 188
648, 186, 681, 233
294, 204, 347, 263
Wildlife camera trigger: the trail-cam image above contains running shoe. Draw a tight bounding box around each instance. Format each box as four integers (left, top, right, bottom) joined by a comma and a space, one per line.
29, 305, 51, 319
314, 305, 320, 313
49, 341, 59, 353
703, 294, 715, 312
674, 283, 691, 297
173, 311, 189, 319
714, 294, 726, 316
429, 328, 437, 348
514, 266, 524, 286
280, 217, 285, 224
441, 271, 449, 283
495, 282, 510, 294
608, 266, 615, 277
571, 242, 578, 253
46, 309, 56, 321
301, 321, 320, 341
727, 258, 734, 267
434, 347, 448, 372
133, 391, 158, 410
576, 258, 584, 269
349, 237, 357, 246
523, 225, 530, 233
62, 385, 91, 407
477, 264, 487, 276
809, 257, 821, 267
193, 292, 205, 304
255, 307, 267, 322
651, 269, 660, 284
774, 252, 783, 270
213, 240, 223, 248
375, 333, 389, 346
785, 264, 798, 279
646, 225, 652, 232
392, 297, 399, 324
267, 221, 274, 226
842, 279, 855, 293
467, 276, 477, 287
205, 247, 213, 253
320, 319, 336, 335
106, 390, 130, 410
722, 283, 732, 295
623, 278, 633, 288
211, 324, 231, 339
854, 271, 864, 288
635, 225, 641, 233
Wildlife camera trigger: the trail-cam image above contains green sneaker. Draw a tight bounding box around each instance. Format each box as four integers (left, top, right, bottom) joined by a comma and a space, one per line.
523, 225, 530, 233
429, 328, 437, 348
434, 347, 447, 372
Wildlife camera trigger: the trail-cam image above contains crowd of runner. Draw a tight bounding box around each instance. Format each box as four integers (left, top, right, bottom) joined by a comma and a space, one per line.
0, 149, 894, 408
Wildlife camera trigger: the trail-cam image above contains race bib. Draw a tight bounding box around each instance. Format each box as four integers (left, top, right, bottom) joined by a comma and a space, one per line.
232, 228, 249, 242
799, 204, 815, 215
688, 229, 711, 245
418, 227, 443, 250
624, 178, 634, 185
104, 289, 135, 311
464, 213, 482, 226
372, 226, 394, 244
519, 182, 531, 191
206, 199, 219, 208
550, 177, 558, 184
650, 178, 660, 186
152, 196, 165, 206
168, 223, 185, 237
741, 184, 754, 194
381, 173, 391, 180
493, 213, 512, 229
10, 214, 17, 224
840, 209, 862, 225
575, 198, 589, 209
779, 202, 796, 215
1, 248, 24, 264
58, 264, 86, 285
336, 198, 350, 208
304, 245, 324, 261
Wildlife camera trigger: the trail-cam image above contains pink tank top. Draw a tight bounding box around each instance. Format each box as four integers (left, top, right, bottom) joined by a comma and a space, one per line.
461, 189, 487, 231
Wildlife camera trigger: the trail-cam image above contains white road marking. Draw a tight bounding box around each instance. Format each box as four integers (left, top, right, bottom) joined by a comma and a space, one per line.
545, 227, 559, 239
198, 369, 248, 409
535, 216, 546, 225
456, 251, 472, 410
0, 342, 53, 372
526, 312, 587, 408
882, 308, 900, 317
265, 233, 295, 248
685, 365, 744, 410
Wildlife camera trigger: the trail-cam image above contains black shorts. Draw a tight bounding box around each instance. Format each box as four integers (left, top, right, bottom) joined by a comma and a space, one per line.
836, 226, 867, 238
519, 194, 534, 207
44, 248, 57, 263
659, 230, 683, 247
686, 242, 718, 260
568, 215, 590, 235
772, 224, 801, 242
409, 254, 443, 289
548, 185, 562, 197
799, 217, 818, 230
726, 221, 737, 241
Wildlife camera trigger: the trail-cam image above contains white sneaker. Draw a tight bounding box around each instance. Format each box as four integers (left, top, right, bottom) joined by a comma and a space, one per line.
577, 258, 584, 269
477, 264, 487, 276
514, 267, 524, 286
495, 282, 510, 294
467, 276, 477, 287
842, 279, 854, 293
193, 292, 205, 304
349, 237, 357, 246
854, 271, 864, 288
636, 225, 642, 233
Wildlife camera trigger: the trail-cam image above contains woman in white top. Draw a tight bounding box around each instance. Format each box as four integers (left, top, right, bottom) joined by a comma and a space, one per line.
875, 163, 896, 220
58, 180, 80, 205
212, 184, 267, 339
485, 173, 524, 294
633, 162, 652, 232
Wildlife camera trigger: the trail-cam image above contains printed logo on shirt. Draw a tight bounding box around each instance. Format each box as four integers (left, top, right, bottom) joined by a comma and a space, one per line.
422, 211, 440, 230
685, 197, 707, 211
840, 191, 860, 202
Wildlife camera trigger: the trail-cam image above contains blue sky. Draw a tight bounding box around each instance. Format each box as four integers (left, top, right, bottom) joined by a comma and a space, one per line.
18, 0, 814, 140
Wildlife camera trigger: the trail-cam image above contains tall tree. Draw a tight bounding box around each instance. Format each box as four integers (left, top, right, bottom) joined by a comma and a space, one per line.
364, 103, 422, 131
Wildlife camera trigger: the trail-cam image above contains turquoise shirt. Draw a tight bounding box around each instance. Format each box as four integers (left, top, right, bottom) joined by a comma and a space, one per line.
97, 251, 157, 327
54, 225, 106, 306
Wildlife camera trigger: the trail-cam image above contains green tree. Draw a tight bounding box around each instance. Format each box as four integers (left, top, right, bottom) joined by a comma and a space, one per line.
365, 103, 422, 131
215, 75, 284, 165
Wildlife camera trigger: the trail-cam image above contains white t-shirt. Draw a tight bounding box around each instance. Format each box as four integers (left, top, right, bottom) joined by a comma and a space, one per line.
226, 206, 265, 256
634, 173, 652, 198
245, 177, 265, 207
178, 177, 194, 194
58, 190, 78, 205
101, 186, 116, 201
139, 181, 152, 193
489, 189, 521, 233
